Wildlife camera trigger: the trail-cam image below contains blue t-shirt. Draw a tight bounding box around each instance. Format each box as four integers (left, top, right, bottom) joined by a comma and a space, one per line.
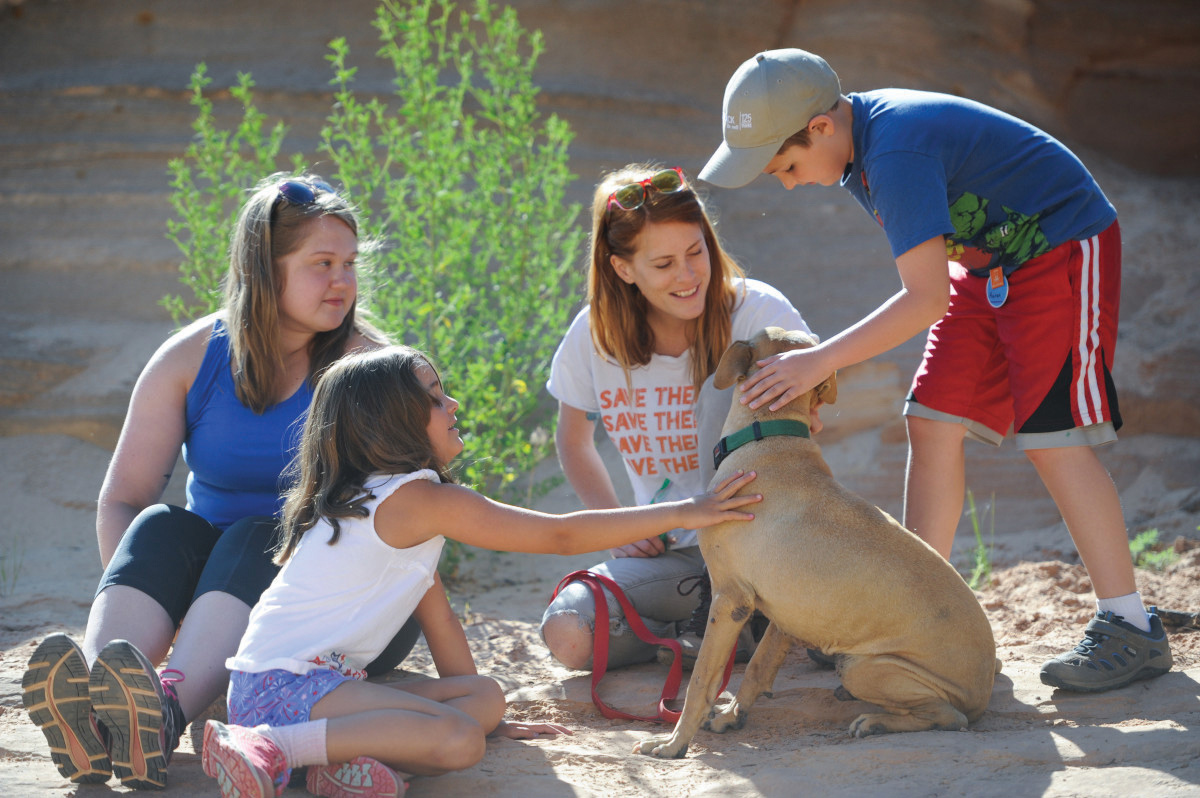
841, 89, 1117, 276
182, 320, 311, 530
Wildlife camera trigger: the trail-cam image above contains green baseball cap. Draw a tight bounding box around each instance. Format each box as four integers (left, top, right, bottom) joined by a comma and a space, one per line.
699, 49, 842, 188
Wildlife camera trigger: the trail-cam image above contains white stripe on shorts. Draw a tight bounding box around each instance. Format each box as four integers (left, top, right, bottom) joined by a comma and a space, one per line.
1075, 235, 1103, 426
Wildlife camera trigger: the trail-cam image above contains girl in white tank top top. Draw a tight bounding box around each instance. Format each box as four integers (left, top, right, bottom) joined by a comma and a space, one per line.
203, 344, 761, 797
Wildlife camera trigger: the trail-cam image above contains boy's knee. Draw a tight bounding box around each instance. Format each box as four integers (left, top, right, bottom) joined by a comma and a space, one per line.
906, 414, 966, 449
541, 611, 594, 671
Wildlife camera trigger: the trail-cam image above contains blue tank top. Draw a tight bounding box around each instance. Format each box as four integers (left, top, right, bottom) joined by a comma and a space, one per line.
183, 320, 313, 530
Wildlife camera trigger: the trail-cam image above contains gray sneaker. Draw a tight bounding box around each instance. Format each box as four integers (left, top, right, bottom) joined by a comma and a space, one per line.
89, 640, 186, 790
1040, 609, 1173, 693
659, 625, 755, 670
22, 634, 112, 783
805, 647, 836, 670
655, 571, 757, 669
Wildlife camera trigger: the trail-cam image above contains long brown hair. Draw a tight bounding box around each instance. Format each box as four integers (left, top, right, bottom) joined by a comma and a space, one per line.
587, 164, 746, 390
223, 172, 384, 413
277, 345, 455, 563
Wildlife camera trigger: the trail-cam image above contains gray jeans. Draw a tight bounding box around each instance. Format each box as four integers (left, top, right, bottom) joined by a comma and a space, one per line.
540, 545, 706, 670
540, 377, 735, 670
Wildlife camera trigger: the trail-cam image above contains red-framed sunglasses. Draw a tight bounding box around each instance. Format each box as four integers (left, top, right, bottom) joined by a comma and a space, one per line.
606, 167, 688, 213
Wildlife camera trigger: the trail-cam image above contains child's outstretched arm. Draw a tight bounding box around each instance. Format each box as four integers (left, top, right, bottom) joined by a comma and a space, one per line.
377, 469, 760, 556
741, 235, 950, 411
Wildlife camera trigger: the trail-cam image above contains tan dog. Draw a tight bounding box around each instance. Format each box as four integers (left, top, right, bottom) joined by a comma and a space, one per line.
635, 327, 996, 759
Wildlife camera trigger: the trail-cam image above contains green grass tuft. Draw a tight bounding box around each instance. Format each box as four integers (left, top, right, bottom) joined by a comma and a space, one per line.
1129, 528, 1180, 572
965, 489, 995, 591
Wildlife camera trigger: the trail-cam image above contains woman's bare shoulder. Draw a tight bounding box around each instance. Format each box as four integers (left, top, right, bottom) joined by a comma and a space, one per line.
144, 312, 222, 383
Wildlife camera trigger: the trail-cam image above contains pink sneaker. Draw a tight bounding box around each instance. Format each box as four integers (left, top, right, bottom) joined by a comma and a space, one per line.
306, 756, 405, 798
201, 720, 288, 798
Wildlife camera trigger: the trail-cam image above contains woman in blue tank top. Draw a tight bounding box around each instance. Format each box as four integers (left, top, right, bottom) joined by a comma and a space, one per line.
22, 174, 411, 792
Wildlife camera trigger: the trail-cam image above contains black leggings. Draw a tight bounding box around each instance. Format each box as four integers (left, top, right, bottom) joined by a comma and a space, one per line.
96, 504, 418, 676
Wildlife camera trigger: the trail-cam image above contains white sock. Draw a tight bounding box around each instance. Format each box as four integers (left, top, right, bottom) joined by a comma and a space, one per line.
1097, 591, 1151, 632
256, 719, 329, 767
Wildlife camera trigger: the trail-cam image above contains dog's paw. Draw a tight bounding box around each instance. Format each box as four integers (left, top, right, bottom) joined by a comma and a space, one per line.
704, 703, 748, 734
848, 714, 887, 738
632, 735, 688, 759
849, 709, 966, 737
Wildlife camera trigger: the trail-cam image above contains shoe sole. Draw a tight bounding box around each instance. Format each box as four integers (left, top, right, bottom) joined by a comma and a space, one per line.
1039, 661, 1172, 693
306, 756, 404, 798
201, 720, 279, 798
89, 641, 168, 790
806, 648, 837, 670
656, 646, 695, 669
21, 635, 112, 783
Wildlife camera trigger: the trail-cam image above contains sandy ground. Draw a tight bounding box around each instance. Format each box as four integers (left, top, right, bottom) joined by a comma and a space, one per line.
2, 434, 1198, 798
2, 3, 1199, 795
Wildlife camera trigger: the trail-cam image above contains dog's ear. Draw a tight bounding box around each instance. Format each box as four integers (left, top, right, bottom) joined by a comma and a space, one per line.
714, 340, 755, 389
814, 370, 837, 406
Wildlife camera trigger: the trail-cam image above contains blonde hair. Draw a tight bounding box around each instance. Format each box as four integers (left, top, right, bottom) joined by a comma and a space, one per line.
223, 172, 384, 413
587, 164, 746, 390
277, 345, 455, 563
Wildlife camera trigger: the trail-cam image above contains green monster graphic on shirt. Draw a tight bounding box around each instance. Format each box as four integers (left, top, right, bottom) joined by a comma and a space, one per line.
946, 192, 1050, 274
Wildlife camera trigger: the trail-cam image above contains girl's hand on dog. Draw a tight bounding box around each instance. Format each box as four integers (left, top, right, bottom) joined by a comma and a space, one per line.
683, 469, 760, 527
611, 471, 759, 556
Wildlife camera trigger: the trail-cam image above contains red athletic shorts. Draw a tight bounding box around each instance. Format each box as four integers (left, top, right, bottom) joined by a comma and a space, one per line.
906, 220, 1122, 449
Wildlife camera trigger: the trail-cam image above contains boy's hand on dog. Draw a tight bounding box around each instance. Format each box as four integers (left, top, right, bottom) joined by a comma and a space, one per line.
740, 348, 823, 411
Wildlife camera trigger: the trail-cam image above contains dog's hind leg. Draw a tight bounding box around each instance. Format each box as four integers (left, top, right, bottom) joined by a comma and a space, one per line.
840, 655, 968, 737
848, 699, 967, 737
633, 588, 753, 759
707, 620, 791, 734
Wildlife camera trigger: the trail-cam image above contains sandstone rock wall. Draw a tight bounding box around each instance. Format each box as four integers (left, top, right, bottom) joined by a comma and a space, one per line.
1, 0, 1197, 563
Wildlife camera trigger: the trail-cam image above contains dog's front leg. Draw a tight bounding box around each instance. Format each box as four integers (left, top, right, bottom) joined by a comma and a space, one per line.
633, 591, 750, 759
707, 620, 791, 733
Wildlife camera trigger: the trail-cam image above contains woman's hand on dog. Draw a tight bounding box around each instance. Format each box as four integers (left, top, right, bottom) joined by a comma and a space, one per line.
611, 536, 670, 558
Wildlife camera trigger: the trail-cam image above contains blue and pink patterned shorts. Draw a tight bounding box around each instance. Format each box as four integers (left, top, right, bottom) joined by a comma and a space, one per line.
228, 668, 355, 728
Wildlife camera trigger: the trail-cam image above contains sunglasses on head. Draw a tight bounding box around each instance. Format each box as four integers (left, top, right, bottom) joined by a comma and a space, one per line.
606, 167, 688, 213
275, 178, 335, 206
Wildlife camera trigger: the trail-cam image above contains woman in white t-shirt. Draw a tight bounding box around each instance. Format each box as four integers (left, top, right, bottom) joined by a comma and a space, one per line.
541, 164, 813, 670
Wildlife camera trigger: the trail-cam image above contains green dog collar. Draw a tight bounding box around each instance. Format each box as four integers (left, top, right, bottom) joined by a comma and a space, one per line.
712, 419, 810, 470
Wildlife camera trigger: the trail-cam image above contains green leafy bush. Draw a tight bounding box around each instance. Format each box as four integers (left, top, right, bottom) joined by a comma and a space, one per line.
164, 0, 585, 574
163, 69, 303, 323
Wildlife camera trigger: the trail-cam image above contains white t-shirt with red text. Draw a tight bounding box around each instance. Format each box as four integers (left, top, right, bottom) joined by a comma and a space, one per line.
547, 279, 808, 546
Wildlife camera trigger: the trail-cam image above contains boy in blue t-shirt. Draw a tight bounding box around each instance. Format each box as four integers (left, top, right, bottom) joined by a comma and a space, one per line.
699, 48, 1172, 694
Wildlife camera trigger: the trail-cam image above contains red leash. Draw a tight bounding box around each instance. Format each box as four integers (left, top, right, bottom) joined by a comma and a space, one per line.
552, 569, 735, 724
